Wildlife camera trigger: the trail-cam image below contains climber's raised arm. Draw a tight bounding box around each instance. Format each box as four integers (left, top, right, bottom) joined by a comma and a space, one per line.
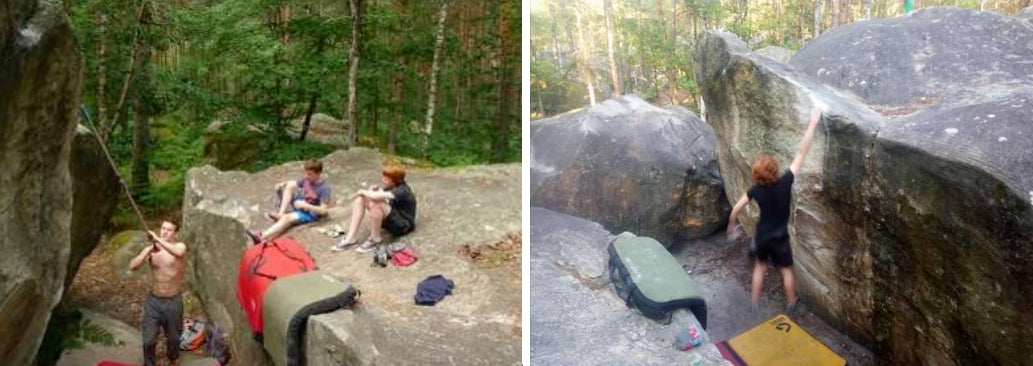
790, 106, 822, 175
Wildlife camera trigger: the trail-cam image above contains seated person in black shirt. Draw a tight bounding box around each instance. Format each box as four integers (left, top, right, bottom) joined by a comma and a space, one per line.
332, 165, 417, 253
726, 106, 821, 314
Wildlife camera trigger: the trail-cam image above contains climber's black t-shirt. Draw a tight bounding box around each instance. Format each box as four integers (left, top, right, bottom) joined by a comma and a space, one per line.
389, 183, 417, 225
747, 170, 795, 246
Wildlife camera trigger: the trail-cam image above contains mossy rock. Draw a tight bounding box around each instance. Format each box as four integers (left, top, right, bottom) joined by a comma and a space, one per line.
108, 230, 149, 280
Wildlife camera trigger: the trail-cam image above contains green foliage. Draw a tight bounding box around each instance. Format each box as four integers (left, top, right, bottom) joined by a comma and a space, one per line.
37, 311, 121, 366
68, 0, 520, 216
251, 138, 338, 172
532, 0, 1027, 117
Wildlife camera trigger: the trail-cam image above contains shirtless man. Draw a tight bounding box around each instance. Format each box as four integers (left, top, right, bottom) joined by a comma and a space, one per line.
129, 220, 187, 366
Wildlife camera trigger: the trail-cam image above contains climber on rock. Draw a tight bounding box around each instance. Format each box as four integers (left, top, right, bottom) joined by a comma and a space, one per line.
331, 165, 417, 253
247, 159, 333, 245
726, 104, 822, 315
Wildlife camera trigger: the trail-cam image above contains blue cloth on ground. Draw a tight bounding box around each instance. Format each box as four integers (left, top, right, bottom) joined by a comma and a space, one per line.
415, 275, 454, 306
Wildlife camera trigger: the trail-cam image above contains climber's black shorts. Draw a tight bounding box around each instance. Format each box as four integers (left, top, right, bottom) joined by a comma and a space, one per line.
749, 237, 794, 268
382, 210, 414, 237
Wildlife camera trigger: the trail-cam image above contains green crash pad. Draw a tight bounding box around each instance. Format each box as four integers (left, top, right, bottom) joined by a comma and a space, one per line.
262, 270, 358, 366
609, 235, 707, 326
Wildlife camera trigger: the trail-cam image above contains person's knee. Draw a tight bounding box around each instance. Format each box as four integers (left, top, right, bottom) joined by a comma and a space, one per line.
370, 206, 386, 219
281, 213, 300, 224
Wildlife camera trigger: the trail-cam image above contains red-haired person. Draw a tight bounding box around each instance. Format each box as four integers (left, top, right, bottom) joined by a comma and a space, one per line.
726, 106, 821, 314
332, 165, 417, 253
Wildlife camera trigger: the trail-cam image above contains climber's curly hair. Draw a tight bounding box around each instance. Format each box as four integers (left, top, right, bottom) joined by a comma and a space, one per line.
382, 165, 406, 185
751, 155, 780, 186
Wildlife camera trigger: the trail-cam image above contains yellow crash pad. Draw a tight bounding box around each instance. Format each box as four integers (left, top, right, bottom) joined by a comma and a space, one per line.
727, 314, 845, 366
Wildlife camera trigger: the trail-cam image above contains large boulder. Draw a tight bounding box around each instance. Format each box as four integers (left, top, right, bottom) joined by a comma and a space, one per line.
531, 95, 729, 244
754, 45, 794, 64
0, 0, 82, 364
203, 121, 270, 171
694, 7, 1033, 366
181, 148, 520, 365
64, 125, 120, 297
290, 113, 350, 147
1016, 6, 1033, 22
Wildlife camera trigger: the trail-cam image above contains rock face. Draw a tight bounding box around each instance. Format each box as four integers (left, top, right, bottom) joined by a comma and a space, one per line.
181, 148, 520, 365
754, 45, 794, 64
203, 121, 270, 171
290, 113, 350, 147
694, 7, 1033, 365
0, 0, 82, 364
531, 95, 729, 244
1016, 6, 1033, 21
529, 207, 730, 365
65, 125, 120, 295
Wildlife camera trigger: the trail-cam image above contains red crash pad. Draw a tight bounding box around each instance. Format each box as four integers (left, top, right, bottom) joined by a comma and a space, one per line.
236, 237, 317, 335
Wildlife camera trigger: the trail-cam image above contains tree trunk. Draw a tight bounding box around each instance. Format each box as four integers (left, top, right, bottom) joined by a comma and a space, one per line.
388, 76, 401, 154
841, 0, 851, 25
573, 2, 596, 105
96, 11, 107, 129
492, 0, 512, 162
831, 0, 839, 27
865, 0, 872, 19
671, 0, 677, 41
106, 1, 147, 141
131, 31, 151, 198
549, 5, 564, 71
424, 0, 449, 158
603, 0, 621, 97
372, 86, 379, 139
814, 0, 823, 37
345, 0, 364, 147
300, 93, 318, 141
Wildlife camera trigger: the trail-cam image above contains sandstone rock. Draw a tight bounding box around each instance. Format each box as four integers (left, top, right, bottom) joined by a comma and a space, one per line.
529, 207, 730, 366
790, 7, 1033, 107
1017, 6, 1033, 21
65, 125, 120, 297
0, 0, 82, 363
290, 113, 350, 147
181, 148, 520, 365
531, 95, 729, 244
203, 121, 270, 171
694, 9, 1033, 364
108, 230, 150, 281
754, 45, 794, 64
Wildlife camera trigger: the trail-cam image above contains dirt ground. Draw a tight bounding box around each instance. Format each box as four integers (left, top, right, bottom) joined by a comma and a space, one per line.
670, 231, 875, 366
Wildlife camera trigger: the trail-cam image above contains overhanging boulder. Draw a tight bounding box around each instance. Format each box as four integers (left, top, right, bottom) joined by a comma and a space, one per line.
64, 125, 120, 301
0, 0, 82, 363
694, 7, 1033, 365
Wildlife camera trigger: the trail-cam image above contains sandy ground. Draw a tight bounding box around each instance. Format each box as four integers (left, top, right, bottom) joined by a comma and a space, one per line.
530, 206, 874, 366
